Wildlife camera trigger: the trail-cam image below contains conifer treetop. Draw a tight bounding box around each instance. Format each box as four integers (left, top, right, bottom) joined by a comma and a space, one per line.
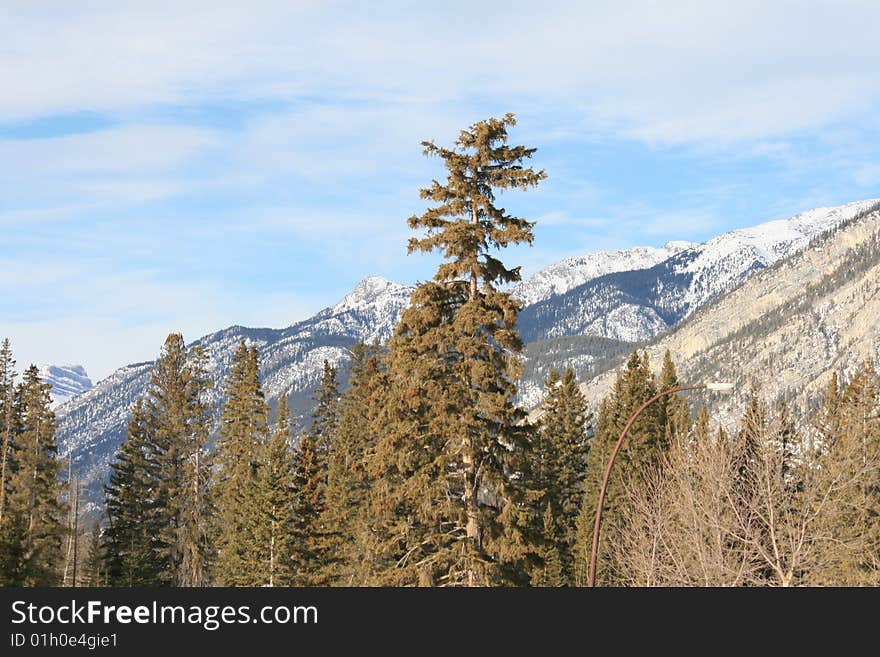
407, 112, 546, 290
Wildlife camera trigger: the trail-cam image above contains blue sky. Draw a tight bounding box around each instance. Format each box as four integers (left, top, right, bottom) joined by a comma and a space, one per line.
2, 1, 880, 380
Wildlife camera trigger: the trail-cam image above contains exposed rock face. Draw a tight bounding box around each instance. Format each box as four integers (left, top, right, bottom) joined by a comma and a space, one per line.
572, 203, 880, 430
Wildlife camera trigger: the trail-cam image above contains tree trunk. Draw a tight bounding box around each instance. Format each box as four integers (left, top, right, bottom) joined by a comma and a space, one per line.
463, 198, 482, 585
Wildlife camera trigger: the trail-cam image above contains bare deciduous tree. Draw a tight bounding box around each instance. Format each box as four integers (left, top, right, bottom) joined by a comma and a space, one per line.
610, 397, 880, 586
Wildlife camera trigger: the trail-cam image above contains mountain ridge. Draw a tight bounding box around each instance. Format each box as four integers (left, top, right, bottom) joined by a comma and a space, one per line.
54, 198, 880, 509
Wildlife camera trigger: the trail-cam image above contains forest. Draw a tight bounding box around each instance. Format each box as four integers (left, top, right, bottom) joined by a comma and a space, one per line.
1, 115, 878, 587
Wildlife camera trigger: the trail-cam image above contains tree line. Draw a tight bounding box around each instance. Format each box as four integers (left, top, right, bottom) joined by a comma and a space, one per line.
2, 113, 879, 586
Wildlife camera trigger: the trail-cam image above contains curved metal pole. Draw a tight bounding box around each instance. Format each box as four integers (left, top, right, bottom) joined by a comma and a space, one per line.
587, 384, 706, 587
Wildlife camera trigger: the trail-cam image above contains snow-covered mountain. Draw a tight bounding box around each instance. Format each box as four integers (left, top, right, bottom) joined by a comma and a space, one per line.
569, 201, 880, 432
56, 199, 880, 510
40, 364, 92, 407
518, 199, 880, 343
56, 276, 413, 508
511, 241, 695, 306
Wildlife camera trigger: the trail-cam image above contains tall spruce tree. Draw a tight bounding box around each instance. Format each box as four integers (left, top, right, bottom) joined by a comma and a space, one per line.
146, 333, 213, 586
83, 522, 106, 586
317, 342, 383, 585
0, 366, 66, 586
574, 351, 662, 585
256, 394, 296, 586
290, 361, 339, 585
733, 386, 767, 499
213, 342, 270, 586
0, 339, 16, 532
178, 345, 214, 587
533, 368, 590, 586
657, 350, 690, 443
814, 372, 842, 455
814, 362, 880, 584
367, 113, 545, 586
103, 399, 164, 585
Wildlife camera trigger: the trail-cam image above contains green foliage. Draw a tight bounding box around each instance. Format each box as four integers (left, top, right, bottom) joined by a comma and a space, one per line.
318, 342, 383, 585
367, 114, 545, 586
83, 522, 106, 586
810, 363, 880, 584
291, 361, 339, 585
213, 341, 270, 586
0, 365, 66, 586
574, 351, 672, 585
103, 399, 165, 585
256, 394, 296, 586
532, 368, 590, 585
104, 333, 213, 587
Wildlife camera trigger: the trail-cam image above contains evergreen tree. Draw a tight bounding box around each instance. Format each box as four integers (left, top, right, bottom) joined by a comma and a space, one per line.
535, 504, 565, 587
694, 407, 712, 444
574, 351, 663, 585
367, 113, 545, 586
0, 339, 16, 532
83, 522, 106, 586
177, 345, 214, 587
814, 362, 880, 584
291, 431, 323, 584
146, 333, 213, 586
733, 387, 767, 497
290, 362, 339, 585
533, 368, 590, 585
657, 350, 690, 443
814, 372, 841, 453
213, 342, 270, 586
103, 399, 164, 586
256, 394, 296, 586
318, 342, 383, 585
0, 366, 66, 586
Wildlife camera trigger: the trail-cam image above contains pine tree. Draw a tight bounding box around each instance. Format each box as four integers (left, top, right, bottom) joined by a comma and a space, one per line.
0, 339, 16, 535
146, 333, 213, 586
814, 372, 841, 453
536, 505, 565, 587
213, 342, 270, 586
257, 394, 296, 586
367, 113, 545, 586
657, 350, 690, 444
290, 362, 339, 585
317, 342, 383, 585
533, 368, 590, 585
733, 386, 767, 497
177, 345, 214, 587
694, 407, 712, 444
0, 366, 66, 586
291, 431, 323, 584
83, 522, 105, 586
813, 362, 880, 584
103, 399, 165, 585
574, 351, 663, 585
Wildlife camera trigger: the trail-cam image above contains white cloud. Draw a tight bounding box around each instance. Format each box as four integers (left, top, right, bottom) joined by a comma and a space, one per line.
0, 125, 218, 176
2, 2, 879, 144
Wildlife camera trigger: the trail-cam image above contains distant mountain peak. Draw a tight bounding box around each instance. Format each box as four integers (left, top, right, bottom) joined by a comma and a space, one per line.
330, 276, 413, 314
39, 364, 93, 408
